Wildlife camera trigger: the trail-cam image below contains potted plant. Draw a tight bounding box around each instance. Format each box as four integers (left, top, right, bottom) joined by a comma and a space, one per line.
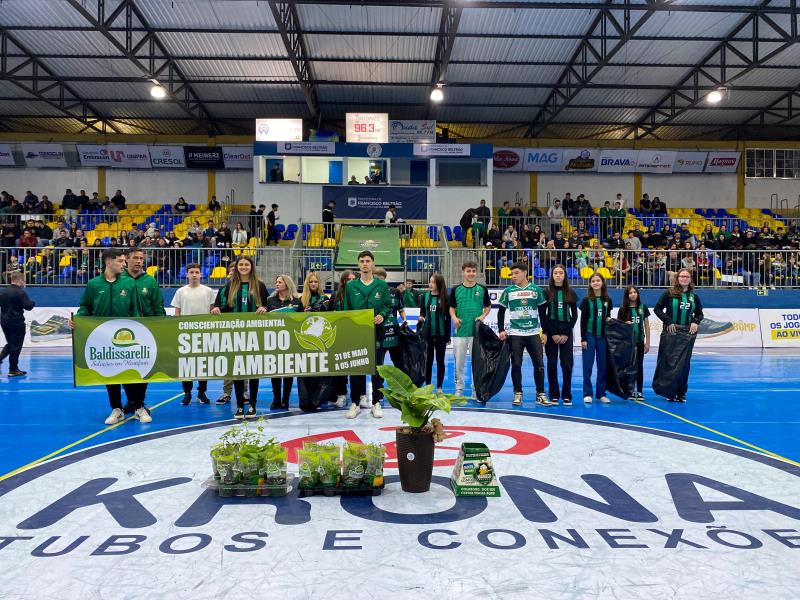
377, 365, 466, 493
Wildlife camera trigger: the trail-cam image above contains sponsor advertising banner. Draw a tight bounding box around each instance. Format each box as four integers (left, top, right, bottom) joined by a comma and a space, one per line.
673, 151, 708, 173
0, 143, 16, 166
413, 143, 470, 157
704, 151, 740, 173
598, 149, 638, 173
76, 144, 111, 167
222, 146, 253, 169
149, 145, 186, 168
255, 118, 303, 142
635, 150, 677, 173
71, 311, 376, 385
388, 120, 436, 143
345, 113, 389, 143
106, 144, 151, 169
523, 147, 563, 172
21, 143, 67, 167
334, 226, 402, 267
561, 148, 599, 172
277, 141, 335, 155
0, 309, 74, 348
492, 147, 523, 172
323, 185, 427, 221
185, 146, 225, 169
759, 309, 800, 347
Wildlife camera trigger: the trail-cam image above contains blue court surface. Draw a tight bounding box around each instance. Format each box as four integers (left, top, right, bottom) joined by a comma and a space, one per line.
1, 348, 799, 600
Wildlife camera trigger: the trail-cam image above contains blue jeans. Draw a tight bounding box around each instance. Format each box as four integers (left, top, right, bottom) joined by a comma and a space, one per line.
582, 333, 607, 398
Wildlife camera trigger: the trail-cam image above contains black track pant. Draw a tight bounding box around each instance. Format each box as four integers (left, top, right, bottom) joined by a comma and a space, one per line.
544, 333, 573, 400
234, 379, 259, 409
425, 336, 449, 388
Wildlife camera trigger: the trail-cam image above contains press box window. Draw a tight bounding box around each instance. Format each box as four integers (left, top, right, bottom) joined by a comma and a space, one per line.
347, 158, 388, 184
258, 156, 300, 183
436, 159, 487, 186
301, 157, 344, 184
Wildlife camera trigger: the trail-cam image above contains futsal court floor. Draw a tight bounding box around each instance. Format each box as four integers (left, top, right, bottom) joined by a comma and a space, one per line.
0, 348, 798, 599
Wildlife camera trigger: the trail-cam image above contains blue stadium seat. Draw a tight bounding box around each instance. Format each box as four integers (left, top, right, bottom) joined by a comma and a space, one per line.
567, 267, 579, 279
443, 226, 453, 241
534, 267, 547, 279
101, 236, 111, 246
188, 204, 196, 212
453, 226, 463, 241
178, 265, 187, 279
276, 224, 286, 235
204, 255, 220, 267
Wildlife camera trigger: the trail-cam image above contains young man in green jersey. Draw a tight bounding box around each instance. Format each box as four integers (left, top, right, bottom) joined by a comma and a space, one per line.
343, 251, 392, 419
497, 262, 549, 406
69, 248, 144, 425
448, 261, 491, 399
121, 248, 166, 416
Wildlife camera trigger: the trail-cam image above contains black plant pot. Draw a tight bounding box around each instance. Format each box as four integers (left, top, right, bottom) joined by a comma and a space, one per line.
395, 429, 435, 493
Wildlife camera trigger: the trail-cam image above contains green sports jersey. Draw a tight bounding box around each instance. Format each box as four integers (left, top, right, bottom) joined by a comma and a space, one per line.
449, 283, 491, 337
76, 274, 139, 318
121, 270, 166, 316
343, 277, 392, 318
670, 292, 696, 326
630, 303, 651, 342
381, 288, 404, 348
498, 283, 546, 336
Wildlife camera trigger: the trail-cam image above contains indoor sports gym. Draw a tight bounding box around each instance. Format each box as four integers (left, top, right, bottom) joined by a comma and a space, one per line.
1, 1, 799, 598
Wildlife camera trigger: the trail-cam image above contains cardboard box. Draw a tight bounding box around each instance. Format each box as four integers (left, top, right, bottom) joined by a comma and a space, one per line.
450, 442, 501, 497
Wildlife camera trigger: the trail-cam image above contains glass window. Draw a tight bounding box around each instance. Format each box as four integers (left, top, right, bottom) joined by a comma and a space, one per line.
436, 159, 487, 186
301, 157, 344, 184
391, 159, 430, 186
775, 149, 800, 179
258, 156, 300, 183
346, 158, 388, 185
745, 149, 774, 178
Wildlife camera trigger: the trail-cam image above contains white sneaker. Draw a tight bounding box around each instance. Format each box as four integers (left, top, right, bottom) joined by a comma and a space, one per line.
334, 395, 346, 408
599, 396, 611, 404
455, 388, 463, 397
512, 392, 522, 406
371, 403, 383, 418
135, 407, 152, 423
104, 408, 124, 425
347, 403, 361, 419
436, 387, 443, 395
359, 395, 370, 409
583, 395, 593, 404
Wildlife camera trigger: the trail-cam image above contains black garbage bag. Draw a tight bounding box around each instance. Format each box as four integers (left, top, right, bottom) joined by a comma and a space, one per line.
605, 319, 638, 400
297, 377, 334, 412
398, 324, 427, 387
471, 321, 511, 402
311, 297, 331, 312
652, 326, 696, 399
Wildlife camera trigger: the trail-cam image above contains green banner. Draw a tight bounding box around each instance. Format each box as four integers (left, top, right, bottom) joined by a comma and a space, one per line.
335, 226, 401, 267
72, 310, 376, 386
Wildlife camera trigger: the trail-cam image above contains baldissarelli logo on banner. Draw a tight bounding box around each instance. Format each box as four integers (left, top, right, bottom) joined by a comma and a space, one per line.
72, 311, 375, 385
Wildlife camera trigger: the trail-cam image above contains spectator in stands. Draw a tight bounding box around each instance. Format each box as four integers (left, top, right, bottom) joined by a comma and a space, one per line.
666, 247, 681, 285
588, 239, 604, 269
348, 175, 359, 184
363, 176, 371, 185
604, 231, 625, 250
270, 162, 284, 183
384, 204, 397, 224
248, 204, 263, 238
34, 220, 52, 247
77, 190, 90, 210
217, 222, 233, 246
111, 190, 126, 210
103, 198, 118, 219
626, 231, 642, 251
22, 191, 38, 213
165, 231, 179, 246
700, 224, 716, 248
3, 255, 22, 283
485, 222, 501, 248
611, 200, 626, 235
695, 244, 713, 284
562, 192, 576, 217
678, 223, 694, 244
53, 230, 72, 248
576, 194, 593, 217
232, 222, 248, 246
175, 197, 190, 213
547, 199, 564, 238
323, 200, 336, 238
208, 195, 221, 212
651, 250, 666, 286
502, 224, 518, 249
509, 202, 525, 231
117, 230, 130, 247
574, 219, 592, 243
527, 204, 542, 218
145, 222, 160, 239
498, 201, 511, 229
61, 189, 80, 224
86, 192, 101, 212
639, 193, 651, 214
575, 244, 589, 269
535, 231, 548, 249
758, 225, 775, 248
651, 196, 667, 216
203, 220, 217, 245
458, 208, 476, 248
266, 204, 279, 246
787, 254, 799, 285
38, 195, 53, 215
520, 224, 536, 249
553, 230, 566, 250
641, 224, 659, 249
18, 229, 37, 248
475, 198, 491, 229
599, 201, 612, 239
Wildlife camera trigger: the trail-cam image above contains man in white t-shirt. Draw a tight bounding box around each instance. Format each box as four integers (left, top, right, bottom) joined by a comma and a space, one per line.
171, 262, 216, 405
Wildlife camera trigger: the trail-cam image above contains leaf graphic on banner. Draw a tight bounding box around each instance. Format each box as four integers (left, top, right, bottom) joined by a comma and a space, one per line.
294, 331, 327, 352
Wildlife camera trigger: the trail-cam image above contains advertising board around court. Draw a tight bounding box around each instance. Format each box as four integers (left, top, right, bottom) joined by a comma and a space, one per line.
70, 311, 376, 386
759, 309, 800, 348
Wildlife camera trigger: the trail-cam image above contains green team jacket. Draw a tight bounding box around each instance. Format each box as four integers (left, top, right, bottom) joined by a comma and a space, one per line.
121, 270, 166, 316
343, 277, 392, 319
76, 274, 140, 317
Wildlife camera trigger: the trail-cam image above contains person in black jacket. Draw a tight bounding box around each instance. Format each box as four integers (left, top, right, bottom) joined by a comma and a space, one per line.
322, 200, 336, 238
266, 274, 301, 409
0, 271, 35, 376
653, 268, 704, 402
540, 265, 578, 405
211, 256, 269, 419
418, 273, 451, 393
580, 273, 613, 404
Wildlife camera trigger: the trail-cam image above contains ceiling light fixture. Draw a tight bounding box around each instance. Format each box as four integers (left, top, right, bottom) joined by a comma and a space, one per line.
150, 83, 167, 99
430, 84, 444, 103
706, 86, 728, 105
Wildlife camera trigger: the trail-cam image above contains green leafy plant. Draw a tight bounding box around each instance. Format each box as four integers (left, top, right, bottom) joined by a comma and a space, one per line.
377, 365, 467, 437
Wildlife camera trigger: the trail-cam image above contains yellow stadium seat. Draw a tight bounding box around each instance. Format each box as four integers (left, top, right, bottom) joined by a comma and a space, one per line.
146, 266, 158, 277
500, 267, 512, 280
580, 266, 594, 279
210, 266, 227, 279
58, 255, 73, 267
596, 267, 612, 279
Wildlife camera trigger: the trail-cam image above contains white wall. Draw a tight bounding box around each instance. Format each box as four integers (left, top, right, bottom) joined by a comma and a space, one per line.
538, 173, 634, 208
347, 158, 372, 183
745, 178, 800, 209
0, 167, 97, 200
642, 173, 737, 208
492, 172, 529, 209
216, 170, 253, 206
